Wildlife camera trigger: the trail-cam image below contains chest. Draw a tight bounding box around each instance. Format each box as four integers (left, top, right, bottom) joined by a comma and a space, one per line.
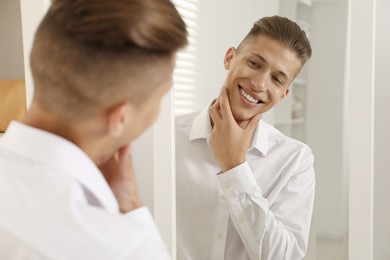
176, 140, 301, 205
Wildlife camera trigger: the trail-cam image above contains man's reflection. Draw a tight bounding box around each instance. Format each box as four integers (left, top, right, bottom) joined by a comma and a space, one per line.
176, 15, 315, 260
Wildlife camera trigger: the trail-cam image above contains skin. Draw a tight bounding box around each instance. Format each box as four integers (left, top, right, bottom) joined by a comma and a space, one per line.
24, 55, 175, 213
96, 74, 173, 212
209, 35, 302, 172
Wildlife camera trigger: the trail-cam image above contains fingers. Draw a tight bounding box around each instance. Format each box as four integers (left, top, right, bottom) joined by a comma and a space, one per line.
244, 113, 262, 134
99, 144, 132, 178
209, 100, 221, 125
99, 156, 116, 181
211, 87, 260, 132
117, 144, 134, 177
218, 88, 235, 121
118, 143, 132, 161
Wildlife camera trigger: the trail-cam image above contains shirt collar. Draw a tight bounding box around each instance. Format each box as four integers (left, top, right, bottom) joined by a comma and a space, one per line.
0, 121, 119, 213
189, 103, 269, 156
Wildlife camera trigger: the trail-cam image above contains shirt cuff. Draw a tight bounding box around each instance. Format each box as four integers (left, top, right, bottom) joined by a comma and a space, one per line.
123, 206, 168, 244
217, 162, 261, 198
124, 206, 155, 223
122, 207, 171, 259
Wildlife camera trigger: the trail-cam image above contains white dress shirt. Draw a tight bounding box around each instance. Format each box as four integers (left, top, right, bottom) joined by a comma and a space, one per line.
0, 121, 170, 260
175, 106, 315, 260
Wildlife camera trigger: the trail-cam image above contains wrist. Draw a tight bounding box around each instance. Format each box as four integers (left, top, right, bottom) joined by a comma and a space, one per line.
221, 158, 246, 173
118, 196, 143, 213
120, 202, 143, 213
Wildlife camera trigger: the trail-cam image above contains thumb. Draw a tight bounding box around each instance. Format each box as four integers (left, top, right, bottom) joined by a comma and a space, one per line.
118, 143, 132, 160
118, 143, 133, 171
244, 114, 262, 134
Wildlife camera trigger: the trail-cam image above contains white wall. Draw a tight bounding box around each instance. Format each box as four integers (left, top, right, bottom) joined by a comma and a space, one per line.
195, 0, 279, 118
348, 0, 375, 258
132, 128, 154, 213
373, 0, 390, 258
0, 0, 24, 80
305, 1, 349, 240
20, 0, 50, 107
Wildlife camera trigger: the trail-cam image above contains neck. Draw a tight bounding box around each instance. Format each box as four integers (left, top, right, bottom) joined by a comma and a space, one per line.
23, 101, 106, 163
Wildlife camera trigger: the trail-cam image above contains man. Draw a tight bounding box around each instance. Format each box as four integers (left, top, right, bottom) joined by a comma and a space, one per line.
0, 0, 187, 259
176, 16, 314, 260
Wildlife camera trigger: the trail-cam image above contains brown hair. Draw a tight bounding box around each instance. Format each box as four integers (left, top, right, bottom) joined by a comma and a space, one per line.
30, 0, 187, 119
238, 15, 312, 66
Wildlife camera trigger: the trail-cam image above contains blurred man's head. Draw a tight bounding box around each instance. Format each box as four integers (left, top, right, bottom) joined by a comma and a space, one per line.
29, 0, 187, 159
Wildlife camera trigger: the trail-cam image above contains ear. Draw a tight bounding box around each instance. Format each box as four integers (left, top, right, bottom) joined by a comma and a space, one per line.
106, 102, 133, 137
277, 88, 290, 104
282, 88, 289, 99
224, 47, 236, 70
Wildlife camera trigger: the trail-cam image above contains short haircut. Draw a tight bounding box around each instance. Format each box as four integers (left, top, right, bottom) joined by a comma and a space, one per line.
30, 0, 187, 119
238, 15, 312, 67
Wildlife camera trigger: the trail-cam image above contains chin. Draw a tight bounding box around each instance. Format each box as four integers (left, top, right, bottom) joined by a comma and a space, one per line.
231, 108, 253, 122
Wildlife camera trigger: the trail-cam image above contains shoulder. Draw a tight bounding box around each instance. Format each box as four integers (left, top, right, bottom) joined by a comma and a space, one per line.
175, 111, 199, 143
263, 121, 314, 158
175, 111, 199, 127
175, 111, 201, 135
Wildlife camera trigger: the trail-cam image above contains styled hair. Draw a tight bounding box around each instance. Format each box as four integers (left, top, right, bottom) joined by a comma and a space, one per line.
238, 15, 312, 66
30, 0, 187, 119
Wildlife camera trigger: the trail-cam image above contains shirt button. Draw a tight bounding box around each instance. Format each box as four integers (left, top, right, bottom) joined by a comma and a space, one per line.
217, 232, 224, 239
240, 215, 246, 222
224, 183, 231, 189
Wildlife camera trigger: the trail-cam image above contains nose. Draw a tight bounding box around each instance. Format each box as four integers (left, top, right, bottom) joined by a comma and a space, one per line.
250, 73, 268, 92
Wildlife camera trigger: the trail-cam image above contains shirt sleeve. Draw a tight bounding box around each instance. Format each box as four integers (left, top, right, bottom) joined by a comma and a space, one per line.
120, 207, 172, 260
217, 149, 315, 260
79, 205, 172, 260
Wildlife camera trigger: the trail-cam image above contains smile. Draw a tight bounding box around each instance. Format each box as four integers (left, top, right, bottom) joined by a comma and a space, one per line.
239, 86, 262, 104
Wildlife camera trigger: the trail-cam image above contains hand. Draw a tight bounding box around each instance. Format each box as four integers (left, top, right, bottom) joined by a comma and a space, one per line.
209, 88, 261, 172
97, 144, 142, 213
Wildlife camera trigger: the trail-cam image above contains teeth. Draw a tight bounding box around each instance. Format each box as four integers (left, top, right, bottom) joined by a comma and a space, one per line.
240, 88, 260, 104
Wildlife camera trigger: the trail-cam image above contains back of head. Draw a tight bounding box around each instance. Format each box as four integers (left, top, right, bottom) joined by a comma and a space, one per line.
31, 0, 187, 119
239, 15, 312, 67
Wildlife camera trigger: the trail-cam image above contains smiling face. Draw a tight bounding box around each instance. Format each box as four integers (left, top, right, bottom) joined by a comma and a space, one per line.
223, 35, 302, 122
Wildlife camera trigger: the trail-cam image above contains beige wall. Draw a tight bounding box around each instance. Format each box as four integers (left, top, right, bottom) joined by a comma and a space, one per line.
306, 1, 349, 240
0, 0, 24, 79
19, 0, 50, 107
374, 0, 390, 258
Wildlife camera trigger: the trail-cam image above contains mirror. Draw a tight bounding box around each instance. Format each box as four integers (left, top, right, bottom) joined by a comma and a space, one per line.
5, 0, 383, 258
173, 0, 349, 259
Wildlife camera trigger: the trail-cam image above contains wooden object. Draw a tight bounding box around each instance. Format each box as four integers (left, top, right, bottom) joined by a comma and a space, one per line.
0, 79, 27, 132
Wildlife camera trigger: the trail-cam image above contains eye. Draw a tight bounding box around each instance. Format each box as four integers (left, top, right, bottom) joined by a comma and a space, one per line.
272, 76, 284, 86
248, 60, 259, 68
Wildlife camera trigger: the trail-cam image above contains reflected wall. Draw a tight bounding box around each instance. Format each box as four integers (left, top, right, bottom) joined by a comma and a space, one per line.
305, 1, 349, 240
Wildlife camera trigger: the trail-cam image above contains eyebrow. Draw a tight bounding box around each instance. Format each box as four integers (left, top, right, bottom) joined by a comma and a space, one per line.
250, 52, 290, 82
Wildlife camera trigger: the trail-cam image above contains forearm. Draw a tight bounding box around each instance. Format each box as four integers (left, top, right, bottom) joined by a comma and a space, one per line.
218, 162, 315, 260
